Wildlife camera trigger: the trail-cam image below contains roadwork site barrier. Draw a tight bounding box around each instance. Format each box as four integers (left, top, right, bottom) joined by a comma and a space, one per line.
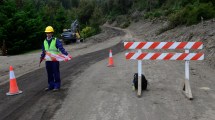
124, 41, 204, 99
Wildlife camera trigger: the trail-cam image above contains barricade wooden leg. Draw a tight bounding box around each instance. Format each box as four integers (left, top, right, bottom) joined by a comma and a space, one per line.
186, 79, 193, 100
182, 50, 193, 100
137, 50, 142, 97
182, 79, 193, 100
137, 76, 142, 97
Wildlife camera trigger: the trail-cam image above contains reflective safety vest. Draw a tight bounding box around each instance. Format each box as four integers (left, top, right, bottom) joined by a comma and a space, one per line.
44, 37, 60, 55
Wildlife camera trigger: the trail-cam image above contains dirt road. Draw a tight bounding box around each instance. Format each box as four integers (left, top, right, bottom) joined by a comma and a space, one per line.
0, 22, 215, 120
52, 53, 215, 120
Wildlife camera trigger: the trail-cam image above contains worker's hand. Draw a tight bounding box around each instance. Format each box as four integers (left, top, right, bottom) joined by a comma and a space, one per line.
40, 57, 44, 62
67, 54, 72, 59
39, 57, 44, 67
64, 59, 69, 62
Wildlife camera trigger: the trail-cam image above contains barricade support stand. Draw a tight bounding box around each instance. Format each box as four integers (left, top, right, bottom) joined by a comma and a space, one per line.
137, 50, 142, 97
182, 49, 193, 100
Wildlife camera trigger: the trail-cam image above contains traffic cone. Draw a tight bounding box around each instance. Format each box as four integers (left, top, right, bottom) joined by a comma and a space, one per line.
6, 66, 22, 96
107, 49, 114, 67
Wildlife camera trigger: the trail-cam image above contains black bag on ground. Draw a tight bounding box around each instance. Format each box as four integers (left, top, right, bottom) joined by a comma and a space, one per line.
133, 73, 148, 90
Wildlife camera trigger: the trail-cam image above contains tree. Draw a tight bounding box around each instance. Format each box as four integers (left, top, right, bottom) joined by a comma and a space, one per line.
90, 6, 104, 30
54, 5, 68, 33
77, 0, 95, 24
15, 0, 23, 8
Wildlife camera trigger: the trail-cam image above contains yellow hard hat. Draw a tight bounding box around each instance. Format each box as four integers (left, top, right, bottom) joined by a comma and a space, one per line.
45, 26, 54, 32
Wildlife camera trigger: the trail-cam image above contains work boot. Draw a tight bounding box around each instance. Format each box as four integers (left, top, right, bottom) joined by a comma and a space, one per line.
44, 87, 53, 91
53, 88, 60, 92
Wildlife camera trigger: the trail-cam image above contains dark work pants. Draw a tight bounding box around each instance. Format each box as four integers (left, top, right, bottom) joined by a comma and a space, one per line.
45, 61, 61, 89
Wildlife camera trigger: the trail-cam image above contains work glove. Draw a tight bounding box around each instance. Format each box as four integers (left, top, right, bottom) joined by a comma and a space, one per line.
68, 54, 72, 59
64, 55, 72, 62
64, 59, 68, 62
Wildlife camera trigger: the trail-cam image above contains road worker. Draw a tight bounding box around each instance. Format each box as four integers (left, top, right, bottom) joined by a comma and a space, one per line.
40, 26, 71, 91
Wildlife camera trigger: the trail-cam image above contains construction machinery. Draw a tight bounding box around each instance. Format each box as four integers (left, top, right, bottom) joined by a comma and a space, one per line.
61, 19, 82, 44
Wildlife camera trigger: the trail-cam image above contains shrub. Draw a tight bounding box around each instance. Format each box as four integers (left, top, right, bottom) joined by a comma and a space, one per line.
115, 15, 130, 28
168, 3, 215, 27
187, 3, 215, 25
153, 11, 162, 18
144, 12, 153, 19
143, 10, 163, 20
80, 26, 96, 39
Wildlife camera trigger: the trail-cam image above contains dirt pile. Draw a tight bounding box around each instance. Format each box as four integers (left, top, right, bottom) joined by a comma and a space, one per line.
84, 26, 125, 44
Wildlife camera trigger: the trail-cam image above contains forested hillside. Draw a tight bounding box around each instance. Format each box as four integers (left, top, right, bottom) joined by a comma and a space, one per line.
0, 0, 214, 55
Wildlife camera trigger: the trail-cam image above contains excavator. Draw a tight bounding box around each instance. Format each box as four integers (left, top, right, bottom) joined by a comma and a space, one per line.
61, 19, 83, 44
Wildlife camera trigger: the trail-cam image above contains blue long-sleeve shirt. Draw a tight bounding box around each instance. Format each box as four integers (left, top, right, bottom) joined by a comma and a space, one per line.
41, 37, 68, 59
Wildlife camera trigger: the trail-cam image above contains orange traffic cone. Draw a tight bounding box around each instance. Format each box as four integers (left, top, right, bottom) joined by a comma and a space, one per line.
107, 49, 114, 67
6, 66, 22, 96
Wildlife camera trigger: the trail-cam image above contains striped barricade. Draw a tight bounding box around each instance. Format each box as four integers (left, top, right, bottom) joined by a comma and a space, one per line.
124, 42, 203, 50
125, 52, 204, 60
124, 41, 204, 99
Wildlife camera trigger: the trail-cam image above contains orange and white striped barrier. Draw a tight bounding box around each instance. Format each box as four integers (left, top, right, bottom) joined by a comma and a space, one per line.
124, 41, 204, 99
124, 42, 203, 49
126, 52, 204, 60
45, 52, 72, 61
